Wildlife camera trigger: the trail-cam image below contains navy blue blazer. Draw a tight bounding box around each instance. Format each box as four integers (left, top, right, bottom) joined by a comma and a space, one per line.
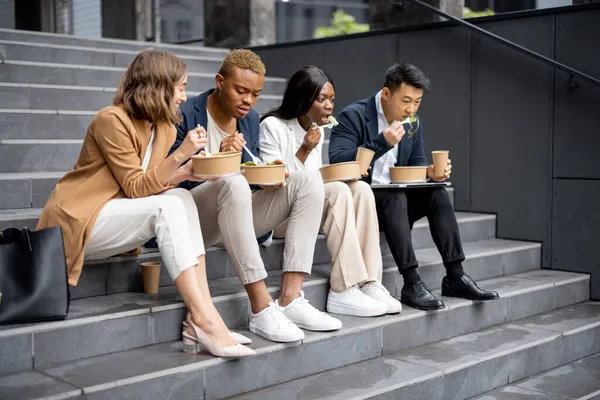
169, 89, 261, 191
328, 93, 427, 184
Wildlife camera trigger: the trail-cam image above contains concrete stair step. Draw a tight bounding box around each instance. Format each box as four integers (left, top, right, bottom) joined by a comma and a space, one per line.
0, 172, 64, 209
0, 284, 594, 400
0, 28, 230, 57
0, 83, 281, 113
0, 240, 549, 376
0, 109, 95, 140
0, 60, 286, 95
471, 352, 600, 400
73, 236, 537, 300
3, 168, 387, 210
0, 40, 225, 72
228, 301, 600, 400
0, 187, 461, 231
0, 205, 488, 251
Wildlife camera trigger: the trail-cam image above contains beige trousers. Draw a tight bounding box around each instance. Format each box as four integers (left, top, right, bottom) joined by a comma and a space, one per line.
85, 188, 204, 281
190, 170, 324, 285
275, 180, 383, 292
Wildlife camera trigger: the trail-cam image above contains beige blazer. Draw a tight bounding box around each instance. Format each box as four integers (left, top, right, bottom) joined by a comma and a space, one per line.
37, 105, 176, 285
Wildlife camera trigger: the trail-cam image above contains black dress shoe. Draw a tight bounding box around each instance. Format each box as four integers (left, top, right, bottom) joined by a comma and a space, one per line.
441, 274, 500, 301
401, 281, 445, 311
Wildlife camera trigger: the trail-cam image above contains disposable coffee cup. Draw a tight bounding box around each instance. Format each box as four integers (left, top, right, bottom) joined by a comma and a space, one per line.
141, 262, 161, 294
356, 147, 375, 175
432, 151, 449, 178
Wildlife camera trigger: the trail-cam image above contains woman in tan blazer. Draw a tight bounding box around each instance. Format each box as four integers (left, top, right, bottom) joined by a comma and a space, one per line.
37, 49, 254, 358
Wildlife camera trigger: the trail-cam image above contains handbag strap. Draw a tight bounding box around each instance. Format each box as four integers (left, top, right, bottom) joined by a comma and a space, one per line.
0, 228, 33, 252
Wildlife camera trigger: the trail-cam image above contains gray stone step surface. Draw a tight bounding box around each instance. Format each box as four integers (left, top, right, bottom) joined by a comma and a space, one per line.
0, 293, 595, 400
76, 236, 538, 300
0, 28, 229, 56
0, 83, 282, 113
0, 206, 488, 248
471, 352, 600, 400
0, 40, 224, 72
0, 243, 552, 376
228, 301, 600, 400
0, 60, 286, 95
0, 186, 459, 228
0, 165, 455, 209
0, 110, 95, 140
0, 172, 64, 209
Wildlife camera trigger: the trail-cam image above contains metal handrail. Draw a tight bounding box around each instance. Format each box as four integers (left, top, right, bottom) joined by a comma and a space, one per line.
388, 0, 600, 88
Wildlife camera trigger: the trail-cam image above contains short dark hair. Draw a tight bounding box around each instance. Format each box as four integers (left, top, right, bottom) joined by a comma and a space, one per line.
384, 62, 430, 92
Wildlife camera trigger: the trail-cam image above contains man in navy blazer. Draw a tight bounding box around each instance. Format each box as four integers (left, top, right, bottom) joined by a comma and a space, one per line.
329, 62, 498, 311
169, 50, 339, 344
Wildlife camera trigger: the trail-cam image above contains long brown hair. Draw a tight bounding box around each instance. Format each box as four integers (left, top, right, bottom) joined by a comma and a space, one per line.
114, 49, 187, 125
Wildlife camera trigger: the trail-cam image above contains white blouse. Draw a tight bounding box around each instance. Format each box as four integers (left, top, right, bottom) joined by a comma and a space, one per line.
259, 116, 325, 173
141, 126, 155, 172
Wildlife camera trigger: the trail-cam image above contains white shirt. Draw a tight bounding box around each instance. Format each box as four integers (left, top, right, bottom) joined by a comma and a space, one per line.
371, 90, 398, 184
259, 116, 325, 173
141, 126, 155, 172
206, 111, 230, 154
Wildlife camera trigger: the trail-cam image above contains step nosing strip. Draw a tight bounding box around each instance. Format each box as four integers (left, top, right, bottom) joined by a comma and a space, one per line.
0, 39, 226, 60
0, 29, 231, 52
582, 389, 600, 400
555, 276, 590, 285
356, 367, 443, 400
439, 333, 561, 374
2, 59, 122, 71
0, 308, 150, 337
562, 320, 600, 336
80, 358, 223, 394
0, 139, 83, 144
0, 82, 107, 90
1, 60, 284, 83
0, 108, 59, 114
501, 281, 556, 297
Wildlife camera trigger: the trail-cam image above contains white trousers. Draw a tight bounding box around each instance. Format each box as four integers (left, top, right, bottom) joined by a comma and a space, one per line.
84, 188, 205, 281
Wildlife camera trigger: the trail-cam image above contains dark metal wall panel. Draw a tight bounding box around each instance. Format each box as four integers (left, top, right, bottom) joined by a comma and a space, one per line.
470, 16, 554, 266
552, 179, 600, 299
396, 27, 472, 210
555, 9, 600, 79
255, 33, 399, 112
553, 10, 600, 179
554, 72, 600, 179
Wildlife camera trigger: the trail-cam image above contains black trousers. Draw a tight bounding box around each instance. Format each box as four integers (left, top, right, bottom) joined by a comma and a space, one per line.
374, 187, 465, 274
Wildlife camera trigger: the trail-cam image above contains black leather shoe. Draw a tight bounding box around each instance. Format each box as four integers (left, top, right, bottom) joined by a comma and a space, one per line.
441, 274, 500, 301
401, 281, 445, 311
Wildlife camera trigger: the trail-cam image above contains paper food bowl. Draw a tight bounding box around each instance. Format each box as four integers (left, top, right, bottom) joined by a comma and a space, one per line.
242, 163, 287, 185
389, 166, 428, 183
319, 162, 362, 183
192, 151, 242, 178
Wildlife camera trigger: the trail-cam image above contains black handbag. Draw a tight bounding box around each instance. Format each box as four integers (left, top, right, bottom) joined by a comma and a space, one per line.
0, 226, 70, 324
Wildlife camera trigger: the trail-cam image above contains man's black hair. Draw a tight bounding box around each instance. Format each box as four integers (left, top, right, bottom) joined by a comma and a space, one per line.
384, 62, 430, 92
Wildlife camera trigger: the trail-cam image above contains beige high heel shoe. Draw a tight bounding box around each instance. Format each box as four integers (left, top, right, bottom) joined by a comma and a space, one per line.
182, 321, 252, 345
182, 319, 256, 358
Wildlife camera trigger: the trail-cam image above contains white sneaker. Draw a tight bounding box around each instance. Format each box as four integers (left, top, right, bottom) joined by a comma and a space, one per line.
277, 291, 342, 331
361, 281, 403, 314
327, 285, 387, 317
249, 302, 305, 342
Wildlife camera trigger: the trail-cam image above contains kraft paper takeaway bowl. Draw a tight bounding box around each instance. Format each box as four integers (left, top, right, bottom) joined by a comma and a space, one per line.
319, 162, 362, 183
241, 162, 287, 185
389, 166, 428, 183
192, 151, 242, 178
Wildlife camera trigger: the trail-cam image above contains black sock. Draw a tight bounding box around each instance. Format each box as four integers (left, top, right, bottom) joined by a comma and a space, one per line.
446, 263, 464, 280
402, 267, 421, 286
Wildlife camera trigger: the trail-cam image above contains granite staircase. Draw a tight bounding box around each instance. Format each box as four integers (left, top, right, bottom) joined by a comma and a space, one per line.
0, 29, 598, 400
